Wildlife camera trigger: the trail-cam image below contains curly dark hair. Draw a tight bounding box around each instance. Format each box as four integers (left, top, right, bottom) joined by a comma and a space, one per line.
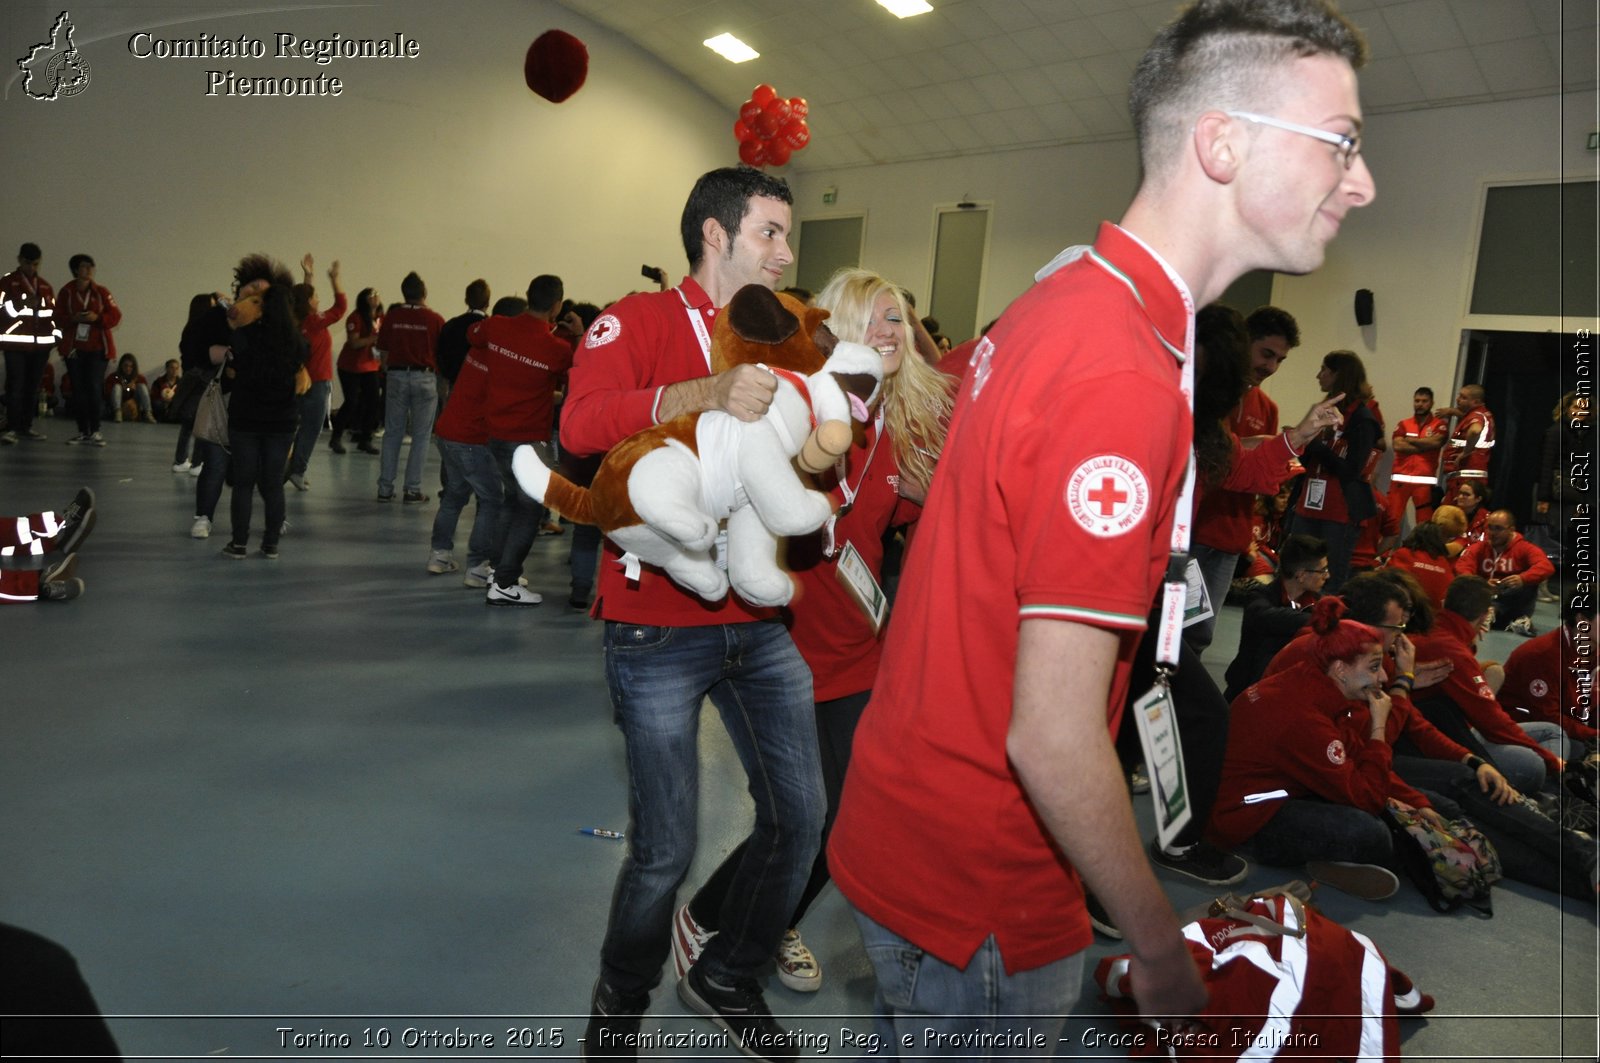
1194, 302, 1251, 488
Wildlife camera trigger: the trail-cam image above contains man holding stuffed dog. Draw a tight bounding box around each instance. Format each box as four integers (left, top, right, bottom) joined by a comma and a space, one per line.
827, 0, 1377, 1043
559, 166, 822, 1059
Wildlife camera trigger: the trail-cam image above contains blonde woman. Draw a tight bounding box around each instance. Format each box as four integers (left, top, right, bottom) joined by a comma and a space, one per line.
671, 268, 955, 993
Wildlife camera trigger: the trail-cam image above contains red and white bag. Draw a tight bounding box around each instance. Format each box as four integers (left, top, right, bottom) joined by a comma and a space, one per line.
1094, 887, 1401, 1060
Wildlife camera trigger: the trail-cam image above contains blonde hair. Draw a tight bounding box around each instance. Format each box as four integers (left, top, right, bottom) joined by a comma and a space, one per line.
815, 267, 953, 489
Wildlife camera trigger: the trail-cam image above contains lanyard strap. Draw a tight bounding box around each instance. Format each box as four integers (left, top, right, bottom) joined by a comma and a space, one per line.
836, 408, 886, 512
677, 286, 713, 373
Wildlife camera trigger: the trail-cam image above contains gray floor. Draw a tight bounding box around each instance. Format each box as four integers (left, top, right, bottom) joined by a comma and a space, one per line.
1, 417, 1596, 1062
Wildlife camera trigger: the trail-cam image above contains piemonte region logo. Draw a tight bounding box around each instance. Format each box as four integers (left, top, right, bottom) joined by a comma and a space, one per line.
18, 11, 92, 101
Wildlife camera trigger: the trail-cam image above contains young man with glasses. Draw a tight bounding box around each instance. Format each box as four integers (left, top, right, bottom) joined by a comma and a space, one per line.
1224, 534, 1332, 701
828, 0, 1376, 1037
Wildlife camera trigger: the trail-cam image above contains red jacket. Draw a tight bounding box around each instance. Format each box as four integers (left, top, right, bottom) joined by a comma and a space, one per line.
54, 280, 120, 360
375, 303, 444, 370
1210, 660, 1430, 850
1386, 547, 1453, 607
1500, 626, 1598, 741
1413, 611, 1562, 773
1454, 533, 1554, 585
1265, 632, 1472, 763
0, 270, 59, 353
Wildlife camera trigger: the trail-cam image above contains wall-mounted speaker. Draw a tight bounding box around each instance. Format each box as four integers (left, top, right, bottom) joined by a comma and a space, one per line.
1354, 288, 1374, 326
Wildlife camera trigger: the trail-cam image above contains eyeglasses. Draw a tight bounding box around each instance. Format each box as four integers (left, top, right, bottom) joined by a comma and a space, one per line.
1377, 623, 1407, 633
1308, 566, 1331, 575
1226, 110, 1363, 169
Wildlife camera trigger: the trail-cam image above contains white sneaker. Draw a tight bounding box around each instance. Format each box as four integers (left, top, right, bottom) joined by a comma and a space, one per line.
486, 583, 542, 606
1507, 616, 1537, 638
191, 516, 211, 539
89, 431, 106, 447
463, 561, 493, 589
189, 463, 204, 477
427, 549, 459, 575
172, 460, 192, 472
774, 928, 822, 992
671, 904, 716, 979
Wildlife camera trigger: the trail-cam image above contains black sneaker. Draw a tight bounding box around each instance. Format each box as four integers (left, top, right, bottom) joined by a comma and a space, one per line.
402, 489, 430, 504
222, 542, 249, 559
261, 543, 280, 560
580, 978, 647, 1060
55, 487, 96, 556
1084, 890, 1122, 939
1148, 837, 1249, 886
40, 577, 84, 601
678, 966, 798, 1062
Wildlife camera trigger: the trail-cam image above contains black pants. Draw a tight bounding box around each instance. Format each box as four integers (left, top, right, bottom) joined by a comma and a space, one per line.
3, 348, 47, 434
228, 430, 292, 548
333, 370, 380, 440
65, 350, 105, 435
488, 438, 549, 590
0, 922, 123, 1061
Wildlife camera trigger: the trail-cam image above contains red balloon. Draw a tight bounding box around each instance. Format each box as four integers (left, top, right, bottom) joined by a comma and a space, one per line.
765, 139, 792, 167
753, 111, 781, 139
739, 137, 767, 166
788, 97, 809, 120
739, 98, 762, 125
763, 97, 792, 125
733, 118, 752, 141
783, 120, 811, 150
751, 83, 777, 107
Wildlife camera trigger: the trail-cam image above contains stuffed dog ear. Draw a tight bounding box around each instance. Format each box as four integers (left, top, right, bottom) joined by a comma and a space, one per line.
727, 285, 799, 346
811, 320, 838, 358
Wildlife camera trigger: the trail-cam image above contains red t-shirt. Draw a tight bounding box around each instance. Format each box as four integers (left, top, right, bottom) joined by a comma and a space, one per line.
434, 350, 490, 446
299, 292, 348, 383
1194, 387, 1282, 553
337, 312, 381, 373
375, 304, 444, 370
1500, 626, 1598, 740
784, 417, 920, 702
560, 278, 775, 628
829, 223, 1194, 973
470, 314, 577, 442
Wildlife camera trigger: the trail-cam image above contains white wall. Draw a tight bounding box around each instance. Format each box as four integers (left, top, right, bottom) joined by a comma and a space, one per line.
788, 91, 1596, 426
0, 0, 732, 369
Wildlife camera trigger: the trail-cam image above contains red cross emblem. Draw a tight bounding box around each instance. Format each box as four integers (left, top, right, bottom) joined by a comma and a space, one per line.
1065, 455, 1149, 538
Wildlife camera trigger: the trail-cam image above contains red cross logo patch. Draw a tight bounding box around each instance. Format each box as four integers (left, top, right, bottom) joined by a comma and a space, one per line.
585, 313, 622, 349
1065, 454, 1150, 538
1326, 740, 1347, 765
1529, 679, 1549, 698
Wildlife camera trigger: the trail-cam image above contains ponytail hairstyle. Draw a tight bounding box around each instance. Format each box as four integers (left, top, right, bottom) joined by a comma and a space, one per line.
1308, 596, 1381, 671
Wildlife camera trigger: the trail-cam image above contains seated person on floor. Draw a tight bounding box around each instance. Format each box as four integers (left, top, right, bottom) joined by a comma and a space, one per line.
1454, 509, 1554, 637
0, 487, 95, 603
102, 353, 153, 423
150, 359, 181, 421
1222, 532, 1328, 701
1210, 597, 1440, 902
1264, 572, 1597, 901
1410, 575, 1567, 795
1431, 503, 1469, 559
1385, 520, 1454, 609
1499, 600, 1598, 760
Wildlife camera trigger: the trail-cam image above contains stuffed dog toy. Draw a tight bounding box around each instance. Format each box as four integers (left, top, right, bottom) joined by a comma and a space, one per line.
513, 285, 881, 607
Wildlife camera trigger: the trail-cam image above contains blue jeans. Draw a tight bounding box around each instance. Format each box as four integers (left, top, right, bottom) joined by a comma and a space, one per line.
488, 438, 548, 591
289, 380, 330, 477
1185, 544, 1239, 655
851, 908, 1081, 1057
597, 620, 824, 995
1477, 721, 1567, 793
432, 438, 501, 567
378, 370, 437, 494
228, 429, 292, 548
570, 523, 602, 597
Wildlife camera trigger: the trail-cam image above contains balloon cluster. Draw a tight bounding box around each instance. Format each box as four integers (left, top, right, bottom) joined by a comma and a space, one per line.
734, 84, 810, 167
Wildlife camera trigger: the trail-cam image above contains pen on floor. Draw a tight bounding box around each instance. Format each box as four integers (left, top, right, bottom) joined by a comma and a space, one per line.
579, 827, 625, 839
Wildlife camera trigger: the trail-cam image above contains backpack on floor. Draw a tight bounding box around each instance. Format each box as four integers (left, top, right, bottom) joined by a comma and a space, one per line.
1094, 884, 1401, 1060
1384, 799, 1500, 915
